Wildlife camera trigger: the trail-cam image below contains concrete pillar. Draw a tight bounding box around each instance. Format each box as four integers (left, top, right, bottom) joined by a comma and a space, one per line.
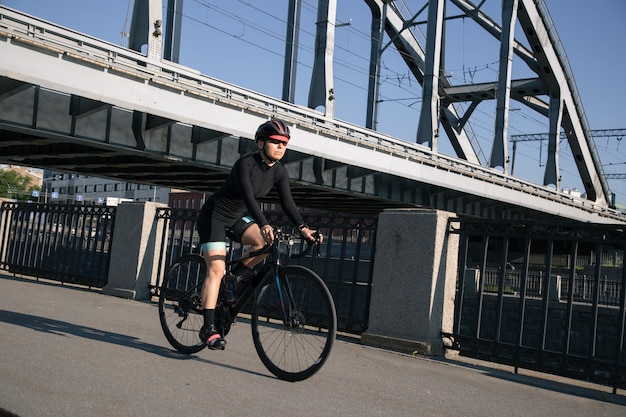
104, 202, 168, 300
362, 209, 458, 356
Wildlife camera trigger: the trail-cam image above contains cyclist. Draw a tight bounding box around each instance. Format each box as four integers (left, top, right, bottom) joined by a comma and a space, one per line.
196, 119, 318, 350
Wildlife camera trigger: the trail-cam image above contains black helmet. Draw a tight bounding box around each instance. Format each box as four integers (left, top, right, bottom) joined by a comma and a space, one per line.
255, 119, 290, 143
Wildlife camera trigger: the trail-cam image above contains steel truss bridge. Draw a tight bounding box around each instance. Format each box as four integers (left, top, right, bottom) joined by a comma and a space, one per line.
0, 2, 623, 223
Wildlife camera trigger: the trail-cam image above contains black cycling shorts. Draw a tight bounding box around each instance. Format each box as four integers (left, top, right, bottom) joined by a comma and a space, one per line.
197, 206, 255, 246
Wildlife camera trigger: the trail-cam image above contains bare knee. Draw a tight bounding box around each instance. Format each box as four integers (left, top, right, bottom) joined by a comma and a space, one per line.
249, 237, 264, 249
207, 263, 225, 282
203, 251, 226, 283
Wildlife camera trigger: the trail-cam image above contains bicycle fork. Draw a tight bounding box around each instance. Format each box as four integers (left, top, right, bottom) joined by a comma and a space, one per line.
274, 270, 299, 330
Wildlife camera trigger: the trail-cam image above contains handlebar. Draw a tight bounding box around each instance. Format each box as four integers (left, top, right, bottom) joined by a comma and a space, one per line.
226, 228, 321, 265
290, 231, 322, 259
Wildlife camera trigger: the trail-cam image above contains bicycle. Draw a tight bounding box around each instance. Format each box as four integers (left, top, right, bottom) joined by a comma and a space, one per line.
158, 229, 337, 381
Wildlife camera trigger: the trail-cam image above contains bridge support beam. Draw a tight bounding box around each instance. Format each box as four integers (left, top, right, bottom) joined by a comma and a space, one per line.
362, 208, 458, 356
308, 0, 337, 117
104, 202, 168, 300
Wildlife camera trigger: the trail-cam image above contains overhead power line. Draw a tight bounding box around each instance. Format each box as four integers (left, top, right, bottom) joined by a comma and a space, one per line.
510, 129, 626, 142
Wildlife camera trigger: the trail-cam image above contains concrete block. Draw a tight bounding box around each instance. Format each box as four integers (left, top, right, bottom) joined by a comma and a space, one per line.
104, 201, 167, 300
362, 209, 458, 356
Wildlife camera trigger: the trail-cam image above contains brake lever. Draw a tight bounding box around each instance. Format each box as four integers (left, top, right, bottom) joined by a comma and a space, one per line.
289, 233, 317, 259
313, 233, 322, 258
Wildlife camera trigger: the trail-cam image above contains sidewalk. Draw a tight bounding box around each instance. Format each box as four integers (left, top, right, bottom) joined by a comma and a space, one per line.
0, 273, 624, 417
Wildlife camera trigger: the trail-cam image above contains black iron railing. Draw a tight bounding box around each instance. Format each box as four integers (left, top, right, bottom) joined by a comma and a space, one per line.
0, 202, 115, 287
444, 218, 626, 392
154, 208, 377, 334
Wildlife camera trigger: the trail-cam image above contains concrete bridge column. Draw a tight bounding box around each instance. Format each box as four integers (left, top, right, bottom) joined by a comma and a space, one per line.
104, 202, 168, 300
362, 209, 458, 356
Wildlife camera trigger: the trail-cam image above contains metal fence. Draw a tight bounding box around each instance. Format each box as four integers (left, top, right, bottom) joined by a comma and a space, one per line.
153, 208, 378, 334
444, 218, 626, 392
480, 269, 623, 306
5, 201, 626, 390
0, 201, 115, 287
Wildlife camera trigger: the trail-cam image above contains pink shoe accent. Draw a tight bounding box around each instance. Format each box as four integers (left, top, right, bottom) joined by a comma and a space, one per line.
207, 333, 221, 344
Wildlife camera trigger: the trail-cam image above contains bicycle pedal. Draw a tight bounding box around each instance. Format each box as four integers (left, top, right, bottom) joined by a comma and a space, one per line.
207, 345, 225, 351
207, 340, 226, 351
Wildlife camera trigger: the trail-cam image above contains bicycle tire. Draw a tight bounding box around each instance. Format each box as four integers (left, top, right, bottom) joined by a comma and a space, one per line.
158, 254, 206, 354
251, 265, 337, 381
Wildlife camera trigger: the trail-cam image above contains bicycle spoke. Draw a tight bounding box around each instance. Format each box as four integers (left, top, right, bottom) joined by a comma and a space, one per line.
158, 254, 207, 354
251, 265, 336, 381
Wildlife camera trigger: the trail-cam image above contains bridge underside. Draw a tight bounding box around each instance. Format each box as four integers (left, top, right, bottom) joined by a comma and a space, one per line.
0, 79, 535, 218
1, 73, 588, 221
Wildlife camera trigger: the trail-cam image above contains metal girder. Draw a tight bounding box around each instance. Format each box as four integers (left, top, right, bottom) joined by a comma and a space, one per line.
450, 0, 538, 70
364, 0, 480, 164
69, 96, 107, 118
0, 77, 31, 100
442, 78, 546, 104
191, 125, 228, 144
489, 0, 519, 172
416, 0, 446, 152
308, 0, 337, 117
364, 0, 610, 206
516, 0, 609, 204
412, 0, 610, 205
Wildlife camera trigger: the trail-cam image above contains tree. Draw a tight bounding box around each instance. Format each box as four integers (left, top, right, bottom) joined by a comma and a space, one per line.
0, 169, 41, 200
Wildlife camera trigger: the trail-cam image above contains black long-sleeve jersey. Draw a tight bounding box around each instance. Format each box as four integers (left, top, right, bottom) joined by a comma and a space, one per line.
207, 152, 304, 228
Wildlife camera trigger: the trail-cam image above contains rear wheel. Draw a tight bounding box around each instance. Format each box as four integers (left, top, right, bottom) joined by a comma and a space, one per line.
158, 254, 206, 354
251, 265, 336, 381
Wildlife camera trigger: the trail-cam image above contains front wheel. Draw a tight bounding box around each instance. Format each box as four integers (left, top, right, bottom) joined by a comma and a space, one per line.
251, 265, 337, 381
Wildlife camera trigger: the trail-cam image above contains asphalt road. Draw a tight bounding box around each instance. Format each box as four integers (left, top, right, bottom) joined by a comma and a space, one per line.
0, 273, 624, 417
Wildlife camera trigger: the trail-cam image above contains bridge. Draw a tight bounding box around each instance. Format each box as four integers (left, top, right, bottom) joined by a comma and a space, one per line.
0, 1, 622, 223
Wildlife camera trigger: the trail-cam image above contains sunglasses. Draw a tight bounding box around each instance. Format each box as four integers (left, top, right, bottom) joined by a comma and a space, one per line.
267, 138, 289, 146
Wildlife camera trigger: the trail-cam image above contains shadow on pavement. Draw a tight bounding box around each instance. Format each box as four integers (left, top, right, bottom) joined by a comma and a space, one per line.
0, 308, 192, 359
439, 355, 626, 407
0, 308, 275, 380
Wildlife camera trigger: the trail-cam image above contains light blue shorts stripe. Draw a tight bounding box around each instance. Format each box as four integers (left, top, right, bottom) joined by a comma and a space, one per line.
242, 216, 254, 223
201, 242, 227, 252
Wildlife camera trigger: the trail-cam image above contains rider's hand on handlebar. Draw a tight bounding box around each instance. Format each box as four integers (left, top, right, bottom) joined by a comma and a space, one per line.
260, 224, 275, 245
300, 226, 322, 244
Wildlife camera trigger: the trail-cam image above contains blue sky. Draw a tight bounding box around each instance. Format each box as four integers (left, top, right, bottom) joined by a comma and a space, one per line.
3, 0, 626, 203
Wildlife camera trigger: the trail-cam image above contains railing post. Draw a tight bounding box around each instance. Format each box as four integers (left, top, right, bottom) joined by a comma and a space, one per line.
362, 209, 458, 356
464, 268, 480, 296
104, 202, 168, 300
548, 274, 561, 301
0, 200, 10, 268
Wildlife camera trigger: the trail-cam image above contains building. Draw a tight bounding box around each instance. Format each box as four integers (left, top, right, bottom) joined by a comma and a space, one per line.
168, 191, 207, 210
41, 170, 170, 205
